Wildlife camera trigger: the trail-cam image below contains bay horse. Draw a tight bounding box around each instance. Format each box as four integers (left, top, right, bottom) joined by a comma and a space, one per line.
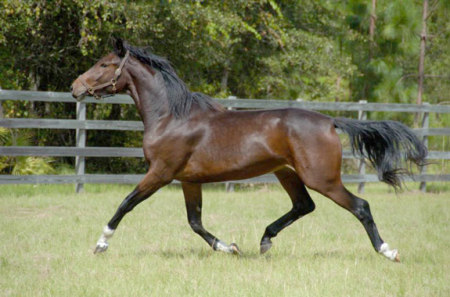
71, 38, 426, 261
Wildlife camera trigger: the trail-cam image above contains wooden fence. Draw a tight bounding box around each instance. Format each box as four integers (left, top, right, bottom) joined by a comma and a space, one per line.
0, 90, 449, 193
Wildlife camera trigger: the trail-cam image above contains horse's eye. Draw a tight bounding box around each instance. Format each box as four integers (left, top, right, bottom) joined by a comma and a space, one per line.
100, 63, 108, 68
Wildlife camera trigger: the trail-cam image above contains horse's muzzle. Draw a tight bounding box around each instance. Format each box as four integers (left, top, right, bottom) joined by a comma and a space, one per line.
71, 79, 88, 101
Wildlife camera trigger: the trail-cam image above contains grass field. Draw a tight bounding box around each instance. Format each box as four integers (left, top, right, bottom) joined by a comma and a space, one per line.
0, 183, 448, 297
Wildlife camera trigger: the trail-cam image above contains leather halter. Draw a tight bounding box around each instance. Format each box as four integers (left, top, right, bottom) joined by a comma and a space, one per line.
80, 50, 130, 100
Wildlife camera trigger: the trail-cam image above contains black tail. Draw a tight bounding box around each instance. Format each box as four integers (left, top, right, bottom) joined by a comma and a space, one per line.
333, 118, 427, 189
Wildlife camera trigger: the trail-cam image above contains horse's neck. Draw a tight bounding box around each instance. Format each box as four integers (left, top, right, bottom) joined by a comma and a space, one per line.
128, 68, 170, 129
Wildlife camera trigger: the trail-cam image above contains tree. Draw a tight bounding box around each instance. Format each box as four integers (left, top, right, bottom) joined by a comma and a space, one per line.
416, 0, 429, 107
1, 0, 448, 173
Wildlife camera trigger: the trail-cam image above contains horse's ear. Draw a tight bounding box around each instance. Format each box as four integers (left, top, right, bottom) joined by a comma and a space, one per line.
111, 36, 126, 57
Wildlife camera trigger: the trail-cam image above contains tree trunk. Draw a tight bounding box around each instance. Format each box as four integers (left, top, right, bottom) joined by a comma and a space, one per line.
415, 0, 428, 125
221, 60, 230, 93
363, 0, 377, 100
29, 71, 40, 116
417, 0, 428, 106
335, 75, 341, 102
369, 0, 377, 60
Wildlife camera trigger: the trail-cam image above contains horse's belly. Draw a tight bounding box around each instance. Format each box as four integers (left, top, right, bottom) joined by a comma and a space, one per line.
175, 153, 286, 183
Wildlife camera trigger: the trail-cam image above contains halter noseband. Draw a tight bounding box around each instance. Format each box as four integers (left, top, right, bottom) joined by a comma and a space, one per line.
80, 50, 130, 100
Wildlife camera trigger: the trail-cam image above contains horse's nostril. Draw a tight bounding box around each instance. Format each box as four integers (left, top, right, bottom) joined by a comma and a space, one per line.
70, 85, 73, 92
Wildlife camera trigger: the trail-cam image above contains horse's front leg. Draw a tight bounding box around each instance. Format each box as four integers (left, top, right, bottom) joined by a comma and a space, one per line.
182, 182, 241, 255
94, 171, 171, 254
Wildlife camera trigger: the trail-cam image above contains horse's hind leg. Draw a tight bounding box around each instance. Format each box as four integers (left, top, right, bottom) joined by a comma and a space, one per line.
94, 171, 170, 254
312, 181, 399, 262
290, 124, 399, 261
182, 182, 240, 254
260, 167, 315, 254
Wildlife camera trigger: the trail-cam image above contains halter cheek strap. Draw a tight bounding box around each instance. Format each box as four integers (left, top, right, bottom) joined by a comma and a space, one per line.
80, 50, 130, 100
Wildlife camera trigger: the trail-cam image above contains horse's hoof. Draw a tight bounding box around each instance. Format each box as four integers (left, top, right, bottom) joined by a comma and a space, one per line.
379, 243, 399, 262
94, 242, 109, 254
260, 238, 272, 254
394, 252, 400, 262
230, 243, 242, 256
387, 249, 400, 262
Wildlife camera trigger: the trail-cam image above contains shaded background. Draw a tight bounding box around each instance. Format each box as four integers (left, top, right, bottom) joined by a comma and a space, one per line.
0, 0, 448, 175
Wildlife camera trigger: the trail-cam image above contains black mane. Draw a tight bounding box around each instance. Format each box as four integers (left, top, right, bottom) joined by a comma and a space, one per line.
113, 41, 222, 118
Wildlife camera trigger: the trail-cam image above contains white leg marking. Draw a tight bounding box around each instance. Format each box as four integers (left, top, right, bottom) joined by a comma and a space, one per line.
214, 240, 233, 253
103, 225, 115, 238
94, 225, 115, 254
214, 240, 241, 255
379, 242, 399, 261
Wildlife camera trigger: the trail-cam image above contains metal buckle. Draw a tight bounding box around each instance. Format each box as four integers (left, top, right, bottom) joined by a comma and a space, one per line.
111, 79, 117, 92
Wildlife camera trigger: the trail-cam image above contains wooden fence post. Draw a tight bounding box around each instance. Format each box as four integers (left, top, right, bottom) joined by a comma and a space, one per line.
419, 102, 429, 192
75, 102, 86, 193
225, 96, 237, 192
358, 100, 367, 194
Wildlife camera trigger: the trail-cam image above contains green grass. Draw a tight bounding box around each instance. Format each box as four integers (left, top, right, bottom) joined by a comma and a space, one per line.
0, 183, 448, 297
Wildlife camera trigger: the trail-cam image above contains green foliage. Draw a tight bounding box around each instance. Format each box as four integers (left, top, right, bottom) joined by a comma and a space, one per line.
1, 0, 447, 102
0, 128, 54, 175
335, 0, 424, 103
424, 1, 450, 105
0, 0, 448, 174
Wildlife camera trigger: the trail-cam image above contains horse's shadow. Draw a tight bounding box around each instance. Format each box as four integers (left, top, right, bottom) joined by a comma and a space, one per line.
137, 247, 350, 261
136, 247, 269, 260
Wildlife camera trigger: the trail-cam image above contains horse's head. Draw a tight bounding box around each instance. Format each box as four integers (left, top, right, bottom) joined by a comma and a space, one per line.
71, 38, 130, 101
